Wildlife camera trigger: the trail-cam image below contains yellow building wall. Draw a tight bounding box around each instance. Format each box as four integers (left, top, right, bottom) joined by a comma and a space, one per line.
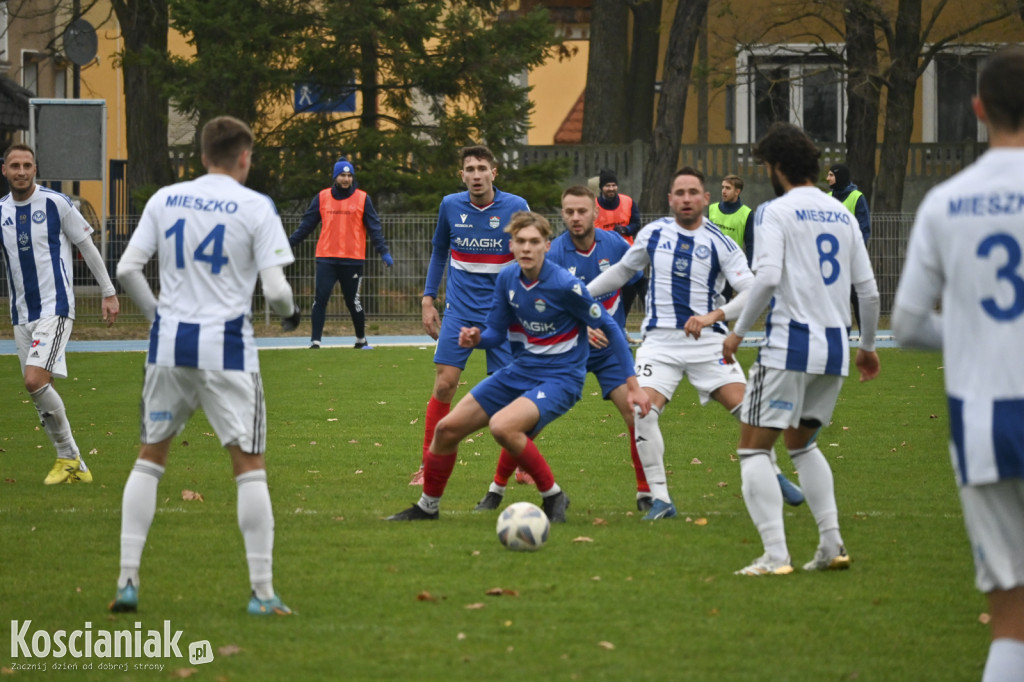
527, 40, 588, 145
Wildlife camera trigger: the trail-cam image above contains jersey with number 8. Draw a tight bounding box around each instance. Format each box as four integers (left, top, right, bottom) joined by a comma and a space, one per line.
128, 173, 294, 371
751, 186, 874, 376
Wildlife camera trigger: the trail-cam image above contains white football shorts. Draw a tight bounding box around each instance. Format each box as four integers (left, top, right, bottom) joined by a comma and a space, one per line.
15, 316, 73, 378
634, 328, 746, 405
140, 365, 267, 453
959, 479, 1024, 593
740, 362, 844, 430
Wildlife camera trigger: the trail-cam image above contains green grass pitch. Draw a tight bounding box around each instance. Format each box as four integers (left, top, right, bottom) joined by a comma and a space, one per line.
0, 346, 989, 680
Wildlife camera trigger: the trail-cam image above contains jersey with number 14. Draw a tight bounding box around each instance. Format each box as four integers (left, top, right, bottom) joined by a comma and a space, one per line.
128, 173, 294, 372
429, 188, 529, 320
752, 186, 874, 376
895, 148, 1024, 485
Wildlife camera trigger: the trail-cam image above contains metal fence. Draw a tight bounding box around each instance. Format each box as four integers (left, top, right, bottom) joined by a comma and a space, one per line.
2, 212, 914, 328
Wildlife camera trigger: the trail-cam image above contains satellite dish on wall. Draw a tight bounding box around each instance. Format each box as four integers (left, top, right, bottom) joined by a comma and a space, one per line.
63, 19, 98, 66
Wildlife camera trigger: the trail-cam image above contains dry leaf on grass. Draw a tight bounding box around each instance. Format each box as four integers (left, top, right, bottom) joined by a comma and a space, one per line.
218, 644, 242, 657
485, 588, 519, 597
572, 536, 594, 543
592, 518, 607, 526
464, 603, 486, 610
598, 641, 615, 650
693, 518, 708, 526
690, 457, 702, 464
416, 591, 437, 602
170, 669, 198, 679
181, 489, 204, 502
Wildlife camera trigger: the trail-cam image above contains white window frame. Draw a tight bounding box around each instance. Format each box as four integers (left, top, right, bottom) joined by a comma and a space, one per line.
922, 44, 993, 143
0, 2, 9, 68
735, 44, 846, 145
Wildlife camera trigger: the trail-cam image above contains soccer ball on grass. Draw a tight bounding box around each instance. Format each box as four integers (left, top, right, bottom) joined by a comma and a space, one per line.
496, 501, 550, 551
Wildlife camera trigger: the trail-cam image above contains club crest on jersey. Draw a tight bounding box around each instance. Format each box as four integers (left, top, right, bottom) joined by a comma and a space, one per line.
534, 298, 547, 313
589, 303, 602, 319
598, 258, 610, 271
673, 257, 690, 276
695, 245, 710, 259
489, 216, 501, 229
32, 210, 46, 224
18, 231, 29, 247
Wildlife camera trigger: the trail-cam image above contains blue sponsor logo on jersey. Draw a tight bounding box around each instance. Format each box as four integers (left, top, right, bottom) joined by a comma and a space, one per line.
149, 411, 174, 422
769, 400, 794, 411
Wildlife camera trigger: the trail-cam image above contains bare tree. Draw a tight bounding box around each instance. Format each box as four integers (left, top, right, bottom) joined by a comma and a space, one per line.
842, 0, 882, 205
639, 0, 709, 214
111, 0, 174, 206
624, 0, 663, 143
582, 0, 630, 143
720, 0, 1021, 212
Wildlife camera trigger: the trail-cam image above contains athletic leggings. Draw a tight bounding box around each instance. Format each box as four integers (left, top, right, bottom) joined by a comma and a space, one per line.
312, 261, 365, 341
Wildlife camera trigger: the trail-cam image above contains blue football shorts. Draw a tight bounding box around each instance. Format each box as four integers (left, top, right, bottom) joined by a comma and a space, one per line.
470, 363, 583, 438
433, 312, 512, 373
587, 345, 632, 399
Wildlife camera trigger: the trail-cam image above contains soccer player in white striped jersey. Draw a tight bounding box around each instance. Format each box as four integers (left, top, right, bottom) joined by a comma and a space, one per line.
112, 116, 300, 616
588, 167, 802, 521
723, 123, 880, 576
0, 143, 120, 485
893, 46, 1024, 681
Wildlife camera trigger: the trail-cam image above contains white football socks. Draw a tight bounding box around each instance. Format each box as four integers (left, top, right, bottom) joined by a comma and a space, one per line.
739, 449, 789, 563
635, 406, 670, 503
729, 404, 785, 476
789, 443, 843, 550
982, 638, 1024, 682
118, 459, 165, 589
30, 384, 80, 461
236, 469, 276, 601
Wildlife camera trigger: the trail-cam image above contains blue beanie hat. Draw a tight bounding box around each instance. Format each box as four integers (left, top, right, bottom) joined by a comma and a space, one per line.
333, 157, 354, 180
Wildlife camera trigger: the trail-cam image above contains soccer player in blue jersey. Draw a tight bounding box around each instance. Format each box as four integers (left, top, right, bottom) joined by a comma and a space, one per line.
410, 146, 530, 486
388, 211, 651, 522
112, 116, 300, 615
589, 167, 803, 521
1, 143, 120, 485
723, 123, 880, 576
474, 185, 651, 512
894, 46, 1024, 679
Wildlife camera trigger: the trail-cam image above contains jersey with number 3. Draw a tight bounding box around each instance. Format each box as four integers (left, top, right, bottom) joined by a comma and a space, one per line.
752, 186, 874, 376
128, 173, 294, 371
895, 148, 1024, 485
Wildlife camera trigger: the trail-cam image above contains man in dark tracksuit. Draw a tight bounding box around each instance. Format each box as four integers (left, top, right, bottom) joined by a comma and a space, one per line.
290, 158, 393, 349
827, 163, 871, 329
